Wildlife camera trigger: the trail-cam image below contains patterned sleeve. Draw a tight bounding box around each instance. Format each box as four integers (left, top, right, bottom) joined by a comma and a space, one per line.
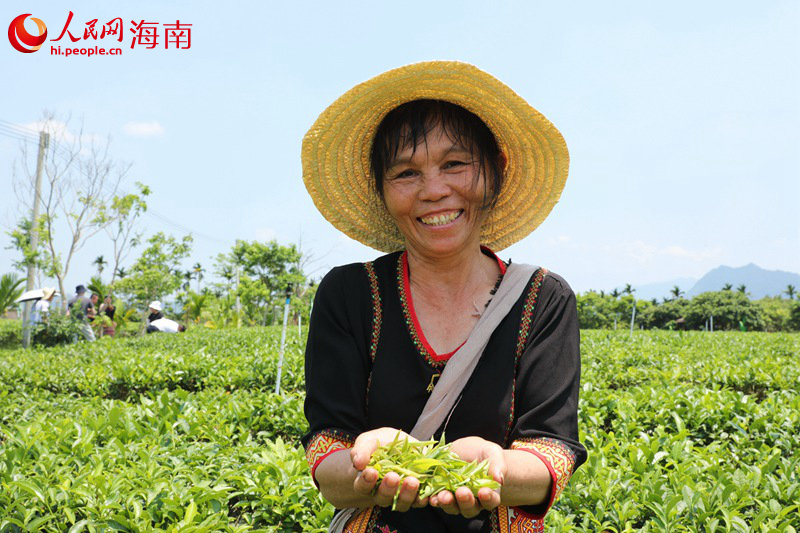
508, 272, 586, 518
301, 265, 373, 483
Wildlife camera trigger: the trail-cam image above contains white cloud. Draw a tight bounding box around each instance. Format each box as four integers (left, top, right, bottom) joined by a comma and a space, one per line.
123, 121, 165, 137
255, 227, 276, 242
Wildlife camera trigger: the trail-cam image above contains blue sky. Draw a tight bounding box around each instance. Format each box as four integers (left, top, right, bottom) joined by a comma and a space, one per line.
1, 0, 798, 295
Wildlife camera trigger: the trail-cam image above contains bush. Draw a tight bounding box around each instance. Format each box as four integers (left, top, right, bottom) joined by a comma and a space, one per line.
0, 319, 21, 349
31, 310, 84, 347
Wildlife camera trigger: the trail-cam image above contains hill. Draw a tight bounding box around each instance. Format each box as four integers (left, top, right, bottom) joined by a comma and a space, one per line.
687, 263, 800, 298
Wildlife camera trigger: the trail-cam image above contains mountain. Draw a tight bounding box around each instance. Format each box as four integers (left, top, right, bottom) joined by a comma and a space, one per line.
687, 263, 800, 299
631, 278, 698, 301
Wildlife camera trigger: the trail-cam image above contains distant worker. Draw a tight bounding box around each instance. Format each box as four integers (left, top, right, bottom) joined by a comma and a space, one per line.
147, 317, 186, 333
30, 287, 56, 325
146, 300, 164, 326
67, 285, 96, 342
99, 295, 117, 337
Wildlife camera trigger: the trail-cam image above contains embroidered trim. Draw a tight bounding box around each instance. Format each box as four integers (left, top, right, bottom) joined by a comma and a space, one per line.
396, 250, 509, 369
511, 437, 577, 516
503, 268, 547, 445
397, 252, 445, 368
305, 429, 355, 481
364, 262, 382, 362
342, 507, 374, 533
491, 505, 545, 533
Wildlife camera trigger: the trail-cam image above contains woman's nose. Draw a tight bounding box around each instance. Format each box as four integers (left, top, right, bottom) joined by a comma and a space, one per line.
418, 170, 451, 201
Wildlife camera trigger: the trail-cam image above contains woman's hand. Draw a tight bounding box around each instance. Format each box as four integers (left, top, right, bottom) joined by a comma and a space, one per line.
350, 427, 428, 512
429, 436, 505, 518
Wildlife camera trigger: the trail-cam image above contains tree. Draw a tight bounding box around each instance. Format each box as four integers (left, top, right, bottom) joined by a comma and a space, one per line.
685, 291, 763, 331
192, 262, 205, 292
737, 284, 749, 297
623, 283, 634, 295
785, 285, 796, 300
216, 240, 307, 325
722, 283, 733, 291
93, 255, 107, 277
670, 285, 684, 299
0, 273, 25, 315
105, 182, 150, 284
610, 288, 621, 299
11, 115, 131, 310
113, 232, 193, 314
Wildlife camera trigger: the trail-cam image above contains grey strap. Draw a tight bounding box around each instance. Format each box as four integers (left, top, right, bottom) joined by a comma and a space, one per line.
329, 262, 539, 532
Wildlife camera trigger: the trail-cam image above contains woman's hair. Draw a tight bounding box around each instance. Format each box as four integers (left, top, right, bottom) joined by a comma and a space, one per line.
370, 99, 503, 209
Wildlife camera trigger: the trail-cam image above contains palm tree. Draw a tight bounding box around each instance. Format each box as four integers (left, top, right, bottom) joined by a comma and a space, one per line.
610, 288, 621, 299
722, 283, 733, 291
785, 284, 796, 300
115, 267, 127, 280
670, 286, 684, 299
737, 284, 749, 297
623, 283, 634, 295
93, 255, 107, 277
192, 262, 205, 292
0, 273, 25, 315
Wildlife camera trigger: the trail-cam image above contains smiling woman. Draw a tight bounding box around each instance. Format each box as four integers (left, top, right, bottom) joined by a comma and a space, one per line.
301, 61, 584, 533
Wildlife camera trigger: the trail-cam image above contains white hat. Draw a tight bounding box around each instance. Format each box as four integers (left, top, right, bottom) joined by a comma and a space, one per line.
148, 301, 162, 312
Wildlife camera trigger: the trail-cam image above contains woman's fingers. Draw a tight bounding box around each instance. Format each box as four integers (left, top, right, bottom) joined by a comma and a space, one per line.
430, 487, 498, 518
351, 434, 380, 471
353, 467, 379, 496
391, 476, 420, 512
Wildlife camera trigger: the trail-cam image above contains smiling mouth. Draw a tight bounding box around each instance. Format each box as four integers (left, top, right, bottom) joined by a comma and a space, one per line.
419, 210, 463, 226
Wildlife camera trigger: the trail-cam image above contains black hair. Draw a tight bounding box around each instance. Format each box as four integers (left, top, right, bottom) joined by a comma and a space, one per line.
369, 100, 503, 209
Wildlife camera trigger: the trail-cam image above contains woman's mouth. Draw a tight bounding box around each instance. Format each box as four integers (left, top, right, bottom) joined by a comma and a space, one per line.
418, 210, 463, 226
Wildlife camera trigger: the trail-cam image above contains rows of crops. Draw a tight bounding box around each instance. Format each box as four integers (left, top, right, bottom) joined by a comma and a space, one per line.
0, 327, 798, 531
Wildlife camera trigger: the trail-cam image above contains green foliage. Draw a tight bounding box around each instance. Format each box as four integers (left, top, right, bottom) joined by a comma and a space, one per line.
31, 309, 84, 347
577, 290, 800, 332
5, 217, 48, 274
0, 273, 25, 314
685, 291, 764, 331
0, 320, 21, 349
214, 240, 309, 327
114, 232, 193, 309
1, 328, 797, 530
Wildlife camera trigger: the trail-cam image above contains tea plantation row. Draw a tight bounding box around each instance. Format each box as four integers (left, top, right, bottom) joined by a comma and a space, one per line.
0, 328, 797, 531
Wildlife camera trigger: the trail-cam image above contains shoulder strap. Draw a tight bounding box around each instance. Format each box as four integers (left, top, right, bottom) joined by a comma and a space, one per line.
410, 262, 539, 440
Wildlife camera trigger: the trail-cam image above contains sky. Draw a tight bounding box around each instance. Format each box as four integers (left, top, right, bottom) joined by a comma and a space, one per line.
1, 0, 798, 296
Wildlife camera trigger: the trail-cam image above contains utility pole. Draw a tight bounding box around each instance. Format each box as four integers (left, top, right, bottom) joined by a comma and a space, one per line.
21, 131, 49, 348
629, 298, 637, 335
275, 284, 292, 395
235, 264, 241, 328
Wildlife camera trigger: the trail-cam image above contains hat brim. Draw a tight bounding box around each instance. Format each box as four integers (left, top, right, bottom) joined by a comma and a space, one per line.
302, 60, 569, 252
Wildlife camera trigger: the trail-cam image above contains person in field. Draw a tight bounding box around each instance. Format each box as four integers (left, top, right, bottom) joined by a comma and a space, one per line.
301, 61, 585, 533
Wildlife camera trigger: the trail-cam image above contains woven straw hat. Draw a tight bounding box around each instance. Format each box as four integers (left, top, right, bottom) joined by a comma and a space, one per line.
302, 60, 569, 252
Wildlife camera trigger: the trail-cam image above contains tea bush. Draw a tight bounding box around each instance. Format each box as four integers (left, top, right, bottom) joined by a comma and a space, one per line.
0, 328, 797, 531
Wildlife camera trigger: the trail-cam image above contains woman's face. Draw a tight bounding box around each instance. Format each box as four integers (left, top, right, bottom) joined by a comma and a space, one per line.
382, 123, 488, 259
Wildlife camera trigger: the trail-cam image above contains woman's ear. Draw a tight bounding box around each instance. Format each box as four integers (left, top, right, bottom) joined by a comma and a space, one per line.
497, 151, 508, 172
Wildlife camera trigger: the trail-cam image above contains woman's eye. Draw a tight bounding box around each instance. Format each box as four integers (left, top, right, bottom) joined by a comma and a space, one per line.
443, 160, 468, 170
392, 169, 416, 179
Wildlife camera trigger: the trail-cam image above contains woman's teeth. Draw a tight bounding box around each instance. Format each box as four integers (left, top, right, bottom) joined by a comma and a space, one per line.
420, 210, 462, 226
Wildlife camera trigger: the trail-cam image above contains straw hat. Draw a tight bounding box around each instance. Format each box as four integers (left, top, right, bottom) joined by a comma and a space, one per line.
148, 300, 162, 312
42, 287, 56, 300
302, 60, 570, 252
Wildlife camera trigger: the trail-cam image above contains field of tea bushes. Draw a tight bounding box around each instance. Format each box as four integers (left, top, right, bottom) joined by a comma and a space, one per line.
0, 327, 797, 532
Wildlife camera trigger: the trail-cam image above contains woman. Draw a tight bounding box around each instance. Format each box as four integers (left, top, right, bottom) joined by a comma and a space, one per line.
302, 61, 586, 533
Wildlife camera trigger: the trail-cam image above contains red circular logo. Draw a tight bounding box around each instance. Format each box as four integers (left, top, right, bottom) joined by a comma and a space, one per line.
8, 13, 48, 53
